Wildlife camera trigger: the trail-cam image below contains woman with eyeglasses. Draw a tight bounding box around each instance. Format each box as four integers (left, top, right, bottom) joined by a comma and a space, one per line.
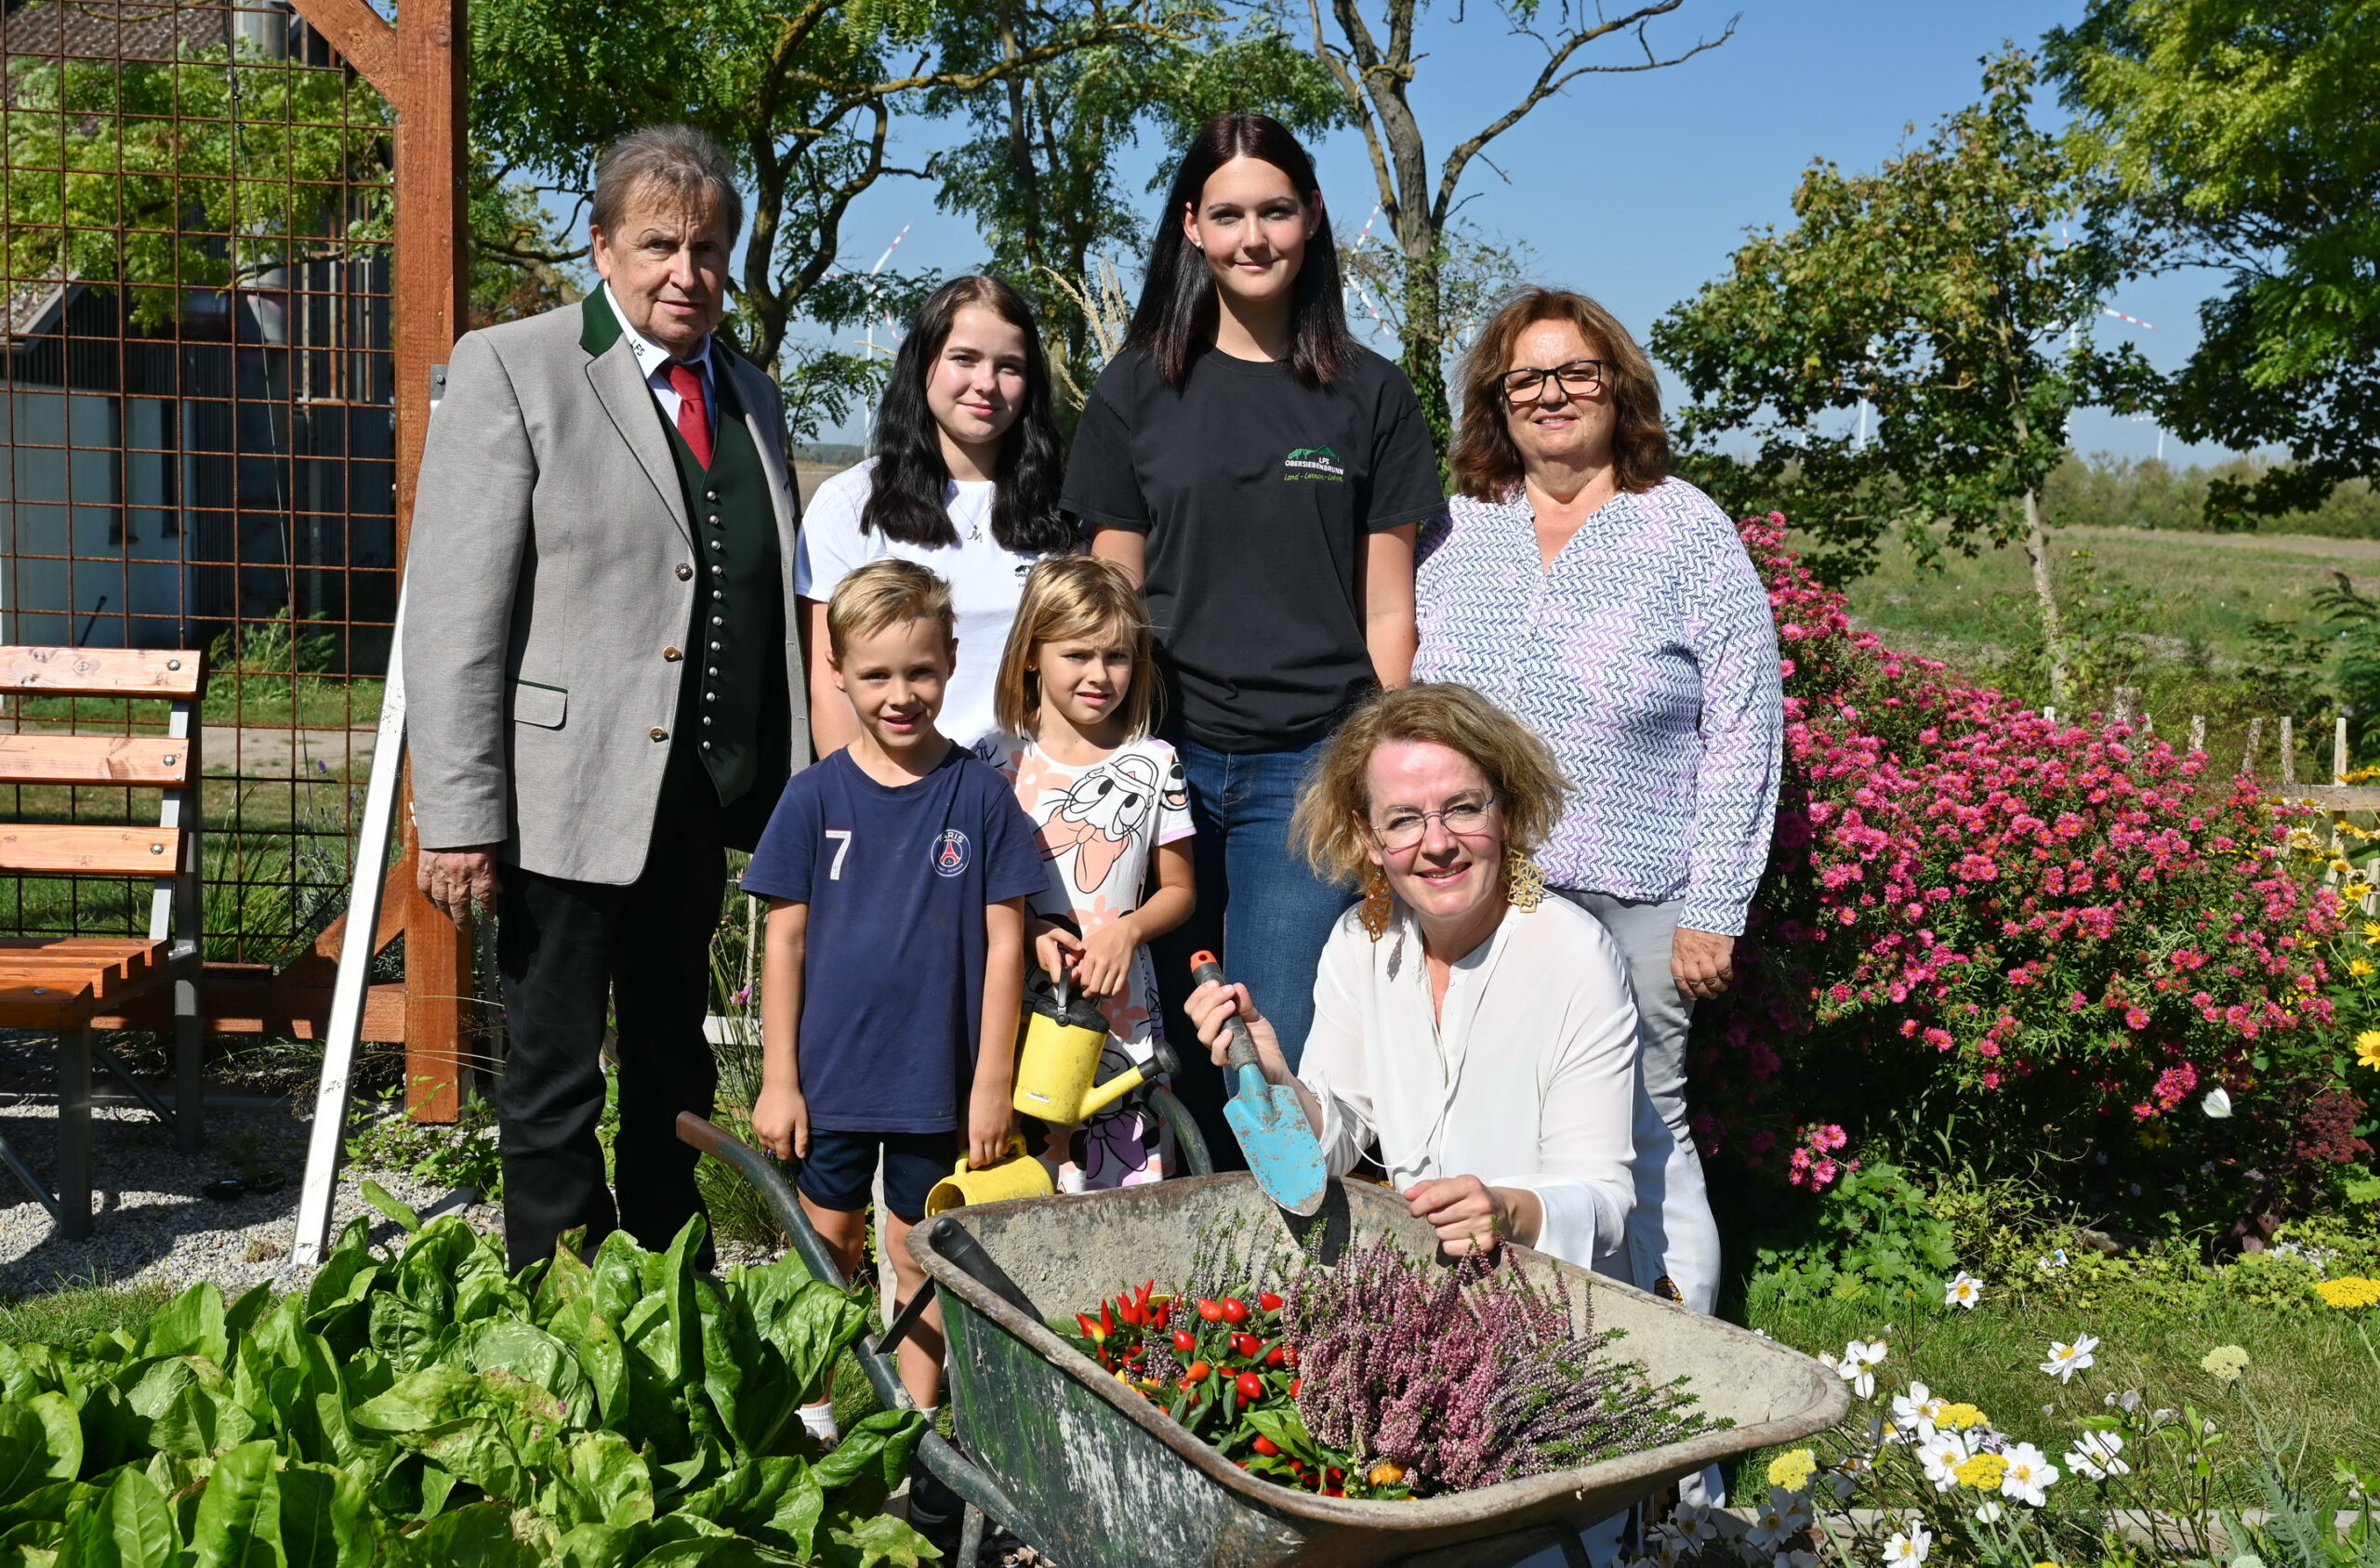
1411, 287, 1783, 1329
1183, 682, 1637, 1270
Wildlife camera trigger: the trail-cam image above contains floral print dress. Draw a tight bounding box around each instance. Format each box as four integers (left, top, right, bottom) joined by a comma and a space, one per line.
979, 732, 1194, 1190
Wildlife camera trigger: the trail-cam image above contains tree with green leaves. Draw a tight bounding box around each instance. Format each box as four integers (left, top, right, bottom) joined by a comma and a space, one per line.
924, 4, 1343, 410
1652, 49, 2157, 705
1302, 0, 1735, 450
2044, 1, 2380, 527
470, 0, 1189, 439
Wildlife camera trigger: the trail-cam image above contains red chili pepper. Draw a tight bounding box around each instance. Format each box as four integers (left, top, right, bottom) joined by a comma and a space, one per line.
1100, 1301, 1116, 1337
1251, 1435, 1280, 1457
1075, 1313, 1105, 1345
1138, 1279, 1156, 1310
1117, 1292, 1144, 1325
1197, 1298, 1223, 1323
1326, 1467, 1344, 1484
1236, 1370, 1263, 1400
1124, 1344, 1144, 1360
1289, 1377, 1302, 1399
1172, 1328, 1197, 1354
1221, 1298, 1250, 1324
1152, 1302, 1171, 1328
1264, 1345, 1287, 1367
1230, 1334, 1259, 1359
1185, 1361, 1211, 1384
1258, 1291, 1284, 1311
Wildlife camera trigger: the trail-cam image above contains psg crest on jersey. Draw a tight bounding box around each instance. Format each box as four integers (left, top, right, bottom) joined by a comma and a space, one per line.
932, 829, 971, 877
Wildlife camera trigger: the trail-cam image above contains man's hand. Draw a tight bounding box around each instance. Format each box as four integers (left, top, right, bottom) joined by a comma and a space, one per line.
1672, 927, 1737, 1002
966, 1078, 1017, 1170
418, 846, 502, 927
751, 1082, 809, 1163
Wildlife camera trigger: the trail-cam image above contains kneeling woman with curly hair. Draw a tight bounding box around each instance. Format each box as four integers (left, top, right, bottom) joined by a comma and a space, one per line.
1183, 681, 1638, 1272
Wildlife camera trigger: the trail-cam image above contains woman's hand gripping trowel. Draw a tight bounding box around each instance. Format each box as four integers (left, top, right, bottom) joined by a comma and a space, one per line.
1189, 951, 1328, 1217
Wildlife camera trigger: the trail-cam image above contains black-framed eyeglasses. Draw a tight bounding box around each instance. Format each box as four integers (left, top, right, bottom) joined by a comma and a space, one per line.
1367, 791, 1500, 851
1500, 359, 1609, 403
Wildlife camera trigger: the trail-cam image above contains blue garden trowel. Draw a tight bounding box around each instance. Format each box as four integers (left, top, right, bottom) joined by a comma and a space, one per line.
1189, 950, 1328, 1217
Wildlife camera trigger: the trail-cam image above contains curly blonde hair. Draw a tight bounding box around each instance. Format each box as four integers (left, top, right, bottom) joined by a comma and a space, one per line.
1291, 683, 1567, 887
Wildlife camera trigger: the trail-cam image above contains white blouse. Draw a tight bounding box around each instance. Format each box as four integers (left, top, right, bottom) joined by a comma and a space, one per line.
1297, 897, 1640, 1269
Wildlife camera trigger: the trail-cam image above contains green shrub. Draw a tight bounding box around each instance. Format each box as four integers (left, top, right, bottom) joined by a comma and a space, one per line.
1750, 1163, 1960, 1308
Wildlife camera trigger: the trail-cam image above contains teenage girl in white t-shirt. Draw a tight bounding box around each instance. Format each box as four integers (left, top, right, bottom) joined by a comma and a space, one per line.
796, 274, 1075, 755
976, 556, 1196, 1190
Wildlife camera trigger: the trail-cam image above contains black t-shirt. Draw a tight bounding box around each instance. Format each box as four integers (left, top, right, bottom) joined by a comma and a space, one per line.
1061, 345, 1446, 752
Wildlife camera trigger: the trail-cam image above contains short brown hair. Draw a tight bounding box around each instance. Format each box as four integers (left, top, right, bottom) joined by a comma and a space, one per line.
1291, 683, 1567, 888
826, 560, 955, 662
590, 125, 744, 246
1448, 287, 1670, 502
992, 556, 1158, 740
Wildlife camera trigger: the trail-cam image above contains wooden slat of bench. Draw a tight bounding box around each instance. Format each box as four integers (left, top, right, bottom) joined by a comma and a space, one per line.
0, 824, 181, 875
0, 941, 165, 999
0, 735, 191, 786
0, 973, 100, 1029
0, 647, 201, 700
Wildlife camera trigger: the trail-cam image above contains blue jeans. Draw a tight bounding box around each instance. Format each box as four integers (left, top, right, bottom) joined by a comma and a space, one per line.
1151, 733, 1354, 1172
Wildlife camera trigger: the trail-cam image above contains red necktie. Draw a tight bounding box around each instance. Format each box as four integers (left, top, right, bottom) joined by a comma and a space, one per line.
668, 361, 712, 468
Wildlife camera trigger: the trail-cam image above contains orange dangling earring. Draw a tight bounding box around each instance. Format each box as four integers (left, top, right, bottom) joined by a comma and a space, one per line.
1358, 865, 1395, 941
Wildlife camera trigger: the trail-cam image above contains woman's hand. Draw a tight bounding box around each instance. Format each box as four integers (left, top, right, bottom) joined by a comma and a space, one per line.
1672, 927, 1736, 1001
1404, 1176, 1540, 1256
1185, 980, 1293, 1083
751, 1082, 809, 1163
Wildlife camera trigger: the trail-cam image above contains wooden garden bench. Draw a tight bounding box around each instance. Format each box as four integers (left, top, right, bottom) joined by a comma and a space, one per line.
0, 646, 205, 1239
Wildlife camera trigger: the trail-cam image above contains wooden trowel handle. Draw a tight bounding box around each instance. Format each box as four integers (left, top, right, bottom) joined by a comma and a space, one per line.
1187, 951, 1260, 1071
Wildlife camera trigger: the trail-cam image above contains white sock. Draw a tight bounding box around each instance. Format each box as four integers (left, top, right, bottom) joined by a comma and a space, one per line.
916, 1403, 938, 1427
798, 1403, 839, 1443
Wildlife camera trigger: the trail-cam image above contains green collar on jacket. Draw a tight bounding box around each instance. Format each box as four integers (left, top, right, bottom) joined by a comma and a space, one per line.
578, 288, 622, 357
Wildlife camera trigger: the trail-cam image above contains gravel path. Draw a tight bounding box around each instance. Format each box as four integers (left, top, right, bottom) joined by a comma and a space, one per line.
0, 1095, 779, 1297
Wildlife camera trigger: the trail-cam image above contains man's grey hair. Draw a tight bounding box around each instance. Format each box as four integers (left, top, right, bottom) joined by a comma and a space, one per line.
590, 125, 744, 246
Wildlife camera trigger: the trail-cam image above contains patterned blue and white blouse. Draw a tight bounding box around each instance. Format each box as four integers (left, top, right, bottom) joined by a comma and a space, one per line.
1413, 476, 1783, 936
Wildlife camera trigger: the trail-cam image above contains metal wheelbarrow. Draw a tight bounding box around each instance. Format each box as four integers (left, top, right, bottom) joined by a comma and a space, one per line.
680, 1113, 1847, 1568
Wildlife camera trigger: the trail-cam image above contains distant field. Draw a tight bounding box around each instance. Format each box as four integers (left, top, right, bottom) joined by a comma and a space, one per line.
1833, 524, 2374, 671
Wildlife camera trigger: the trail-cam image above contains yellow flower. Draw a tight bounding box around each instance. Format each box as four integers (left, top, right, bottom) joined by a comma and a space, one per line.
1939, 1402, 1989, 1430
2315, 1277, 2380, 1310
2356, 1032, 2380, 1072
1766, 1448, 1818, 1491
2362, 921, 2380, 943
1955, 1453, 2010, 1490
2353, 959, 2377, 978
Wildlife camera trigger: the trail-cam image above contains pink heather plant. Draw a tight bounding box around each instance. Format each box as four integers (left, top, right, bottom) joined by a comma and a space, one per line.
1695, 515, 2353, 1210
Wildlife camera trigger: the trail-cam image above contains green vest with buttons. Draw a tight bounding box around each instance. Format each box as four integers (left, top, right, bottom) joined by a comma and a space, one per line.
577, 294, 783, 811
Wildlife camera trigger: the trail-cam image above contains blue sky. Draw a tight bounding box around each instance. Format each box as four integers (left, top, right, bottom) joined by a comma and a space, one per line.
801, 0, 2221, 462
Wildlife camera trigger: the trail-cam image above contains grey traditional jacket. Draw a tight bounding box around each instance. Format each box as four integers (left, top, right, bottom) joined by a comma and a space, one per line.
405, 296, 807, 885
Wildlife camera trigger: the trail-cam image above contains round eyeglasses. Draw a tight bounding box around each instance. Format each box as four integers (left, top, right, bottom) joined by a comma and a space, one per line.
1367, 792, 1500, 851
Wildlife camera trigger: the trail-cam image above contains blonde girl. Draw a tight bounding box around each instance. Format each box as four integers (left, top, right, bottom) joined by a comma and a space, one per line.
977, 556, 1196, 1189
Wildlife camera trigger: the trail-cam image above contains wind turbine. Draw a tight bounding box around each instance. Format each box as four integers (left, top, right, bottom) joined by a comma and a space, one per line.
847, 223, 911, 448
1341, 204, 1390, 339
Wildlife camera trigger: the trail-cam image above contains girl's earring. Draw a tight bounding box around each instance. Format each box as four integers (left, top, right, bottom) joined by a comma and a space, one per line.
1505, 850, 1546, 914
1358, 865, 1395, 941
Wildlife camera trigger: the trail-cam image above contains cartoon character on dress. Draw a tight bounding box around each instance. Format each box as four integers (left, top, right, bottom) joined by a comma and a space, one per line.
1035, 752, 1163, 894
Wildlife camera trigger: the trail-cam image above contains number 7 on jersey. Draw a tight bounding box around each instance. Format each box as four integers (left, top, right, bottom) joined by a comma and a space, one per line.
824, 828, 853, 880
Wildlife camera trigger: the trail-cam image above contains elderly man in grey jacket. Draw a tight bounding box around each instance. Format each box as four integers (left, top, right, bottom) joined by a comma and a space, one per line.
405, 125, 805, 1272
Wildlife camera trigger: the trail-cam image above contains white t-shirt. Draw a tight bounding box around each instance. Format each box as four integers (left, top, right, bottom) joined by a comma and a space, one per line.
795, 457, 1048, 752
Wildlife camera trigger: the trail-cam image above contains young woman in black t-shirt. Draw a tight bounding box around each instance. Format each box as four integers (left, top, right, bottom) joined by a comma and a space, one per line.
1061, 112, 1445, 1166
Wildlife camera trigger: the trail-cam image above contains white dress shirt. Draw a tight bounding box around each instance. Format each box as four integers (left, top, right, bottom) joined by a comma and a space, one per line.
605, 283, 715, 434
1297, 895, 1640, 1269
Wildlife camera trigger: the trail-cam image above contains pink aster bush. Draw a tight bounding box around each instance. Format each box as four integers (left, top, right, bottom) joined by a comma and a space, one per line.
1694, 515, 2362, 1219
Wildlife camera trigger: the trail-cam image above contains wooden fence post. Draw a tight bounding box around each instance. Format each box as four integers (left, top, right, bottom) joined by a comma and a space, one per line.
2240, 717, 2263, 777
2189, 714, 2206, 754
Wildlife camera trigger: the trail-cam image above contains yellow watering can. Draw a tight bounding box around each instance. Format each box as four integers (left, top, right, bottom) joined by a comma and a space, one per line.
1010, 971, 1178, 1127
923, 1134, 1051, 1216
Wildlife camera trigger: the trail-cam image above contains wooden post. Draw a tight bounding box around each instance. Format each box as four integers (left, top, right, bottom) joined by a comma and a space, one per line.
2281, 717, 2295, 790
2240, 717, 2263, 777
2111, 686, 2136, 727
2189, 714, 2206, 754
2339, 715, 2352, 784
390, 0, 471, 1123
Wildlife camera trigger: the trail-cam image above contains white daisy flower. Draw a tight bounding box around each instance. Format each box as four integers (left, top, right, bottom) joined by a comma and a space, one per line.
1916, 1427, 1971, 1492
2066, 1429, 2129, 1480
2000, 1443, 2058, 1506
2040, 1334, 2100, 1383
1944, 1272, 1985, 1310
1881, 1522, 1932, 1565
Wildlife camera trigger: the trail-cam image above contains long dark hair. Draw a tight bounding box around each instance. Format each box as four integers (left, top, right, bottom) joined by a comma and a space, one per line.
1127, 113, 1354, 389
862, 274, 1070, 553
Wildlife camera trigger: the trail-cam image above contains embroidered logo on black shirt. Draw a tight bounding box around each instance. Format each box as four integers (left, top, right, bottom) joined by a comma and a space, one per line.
1282, 446, 1346, 482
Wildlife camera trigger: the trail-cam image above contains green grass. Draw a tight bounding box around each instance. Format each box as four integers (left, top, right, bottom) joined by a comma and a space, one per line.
0, 1281, 175, 1346
1735, 1277, 2380, 1506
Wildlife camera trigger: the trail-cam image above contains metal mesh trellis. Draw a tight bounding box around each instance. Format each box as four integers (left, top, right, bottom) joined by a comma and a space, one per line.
0, 0, 394, 968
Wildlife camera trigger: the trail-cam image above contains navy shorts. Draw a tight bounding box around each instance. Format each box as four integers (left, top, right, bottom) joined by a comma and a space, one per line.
798, 1128, 960, 1220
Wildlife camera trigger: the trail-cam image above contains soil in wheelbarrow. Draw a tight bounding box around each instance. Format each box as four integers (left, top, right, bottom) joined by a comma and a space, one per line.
913, 1175, 1846, 1568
